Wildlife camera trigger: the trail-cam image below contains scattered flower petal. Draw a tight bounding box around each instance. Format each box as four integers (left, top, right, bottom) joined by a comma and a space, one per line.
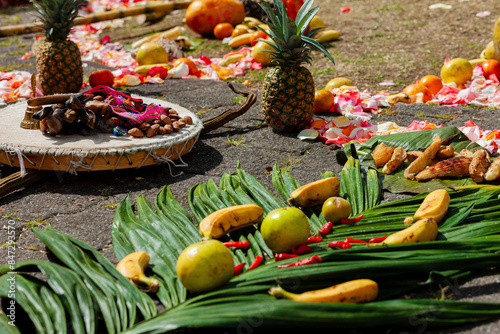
429, 3, 452, 9
297, 129, 319, 140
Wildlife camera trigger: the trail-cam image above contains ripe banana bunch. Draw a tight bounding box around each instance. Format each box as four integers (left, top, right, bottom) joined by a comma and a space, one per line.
288, 177, 340, 207
199, 204, 264, 239
269, 279, 378, 303
404, 188, 450, 225
116, 251, 159, 292
378, 218, 439, 246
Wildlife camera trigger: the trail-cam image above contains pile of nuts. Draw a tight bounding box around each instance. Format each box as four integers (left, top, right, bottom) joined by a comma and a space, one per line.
32, 92, 194, 138
127, 108, 193, 138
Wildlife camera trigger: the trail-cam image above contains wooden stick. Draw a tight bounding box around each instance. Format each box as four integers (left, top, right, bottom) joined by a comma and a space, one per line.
201, 83, 257, 135
0, 170, 52, 199
0, 0, 192, 37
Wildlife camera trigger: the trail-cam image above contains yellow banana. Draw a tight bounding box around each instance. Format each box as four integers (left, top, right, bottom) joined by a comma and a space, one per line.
377, 218, 439, 246
269, 279, 378, 303
243, 16, 263, 28
387, 92, 410, 104
134, 63, 170, 75
199, 204, 264, 239
315, 29, 340, 43
228, 33, 253, 48
288, 177, 340, 208
404, 189, 450, 225
218, 54, 245, 67
116, 251, 159, 292
469, 58, 486, 67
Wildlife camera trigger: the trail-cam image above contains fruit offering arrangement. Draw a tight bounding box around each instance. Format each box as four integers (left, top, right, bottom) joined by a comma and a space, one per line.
373, 136, 500, 182
32, 85, 193, 137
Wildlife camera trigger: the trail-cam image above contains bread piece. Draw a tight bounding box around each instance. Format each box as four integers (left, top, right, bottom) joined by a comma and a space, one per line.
469, 149, 491, 183
373, 143, 395, 168
415, 156, 472, 181
382, 147, 407, 174
404, 135, 442, 180
484, 156, 500, 181
436, 145, 455, 159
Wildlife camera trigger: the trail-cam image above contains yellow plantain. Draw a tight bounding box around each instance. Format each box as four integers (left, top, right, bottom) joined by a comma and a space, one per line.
404, 189, 450, 225
377, 218, 439, 246
288, 177, 340, 207
116, 251, 159, 292
269, 279, 378, 303
199, 204, 264, 239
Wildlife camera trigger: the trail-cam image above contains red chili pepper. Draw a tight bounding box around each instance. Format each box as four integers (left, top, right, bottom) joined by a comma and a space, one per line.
223, 241, 250, 248
233, 262, 245, 276
307, 236, 323, 244
369, 236, 388, 244
291, 244, 312, 255
340, 214, 364, 224
318, 221, 333, 235
274, 253, 299, 262
248, 256, 263, 270
345, 238, 367, 244
328, 241, 352, 249
277, 255, 322, 268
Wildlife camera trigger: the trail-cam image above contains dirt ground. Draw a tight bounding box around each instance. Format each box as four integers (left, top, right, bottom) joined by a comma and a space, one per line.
1, 1, 500, 333
2, 0, 500, 93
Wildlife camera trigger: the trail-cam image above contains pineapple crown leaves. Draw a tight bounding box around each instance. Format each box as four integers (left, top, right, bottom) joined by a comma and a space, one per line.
256, 0, 335, 66
31, 0, 83, 41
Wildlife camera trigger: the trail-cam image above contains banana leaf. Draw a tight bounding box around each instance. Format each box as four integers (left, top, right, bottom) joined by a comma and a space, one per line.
0, 313, 20, 334
0, 228, 157, 334
338, 126, 486, 193
121, 296, 500, 333
5, 164, 500, 333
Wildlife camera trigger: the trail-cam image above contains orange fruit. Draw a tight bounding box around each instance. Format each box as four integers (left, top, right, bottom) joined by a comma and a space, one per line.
419, 75, 443, 95
314, 89, 335, 113
402, 83, 433, 103
213, 23, 234, 39
249, 30, 268, 46
482, 59, 500, 79
172, 58, 198, 75
440, 58, 473, 86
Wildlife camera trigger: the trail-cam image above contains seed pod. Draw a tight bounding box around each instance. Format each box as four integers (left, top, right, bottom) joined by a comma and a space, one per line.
169, 108, 178, 116
160, 114, 171, 125
64, 109, 79, 123
46, 113, 64, 135
158, 126, 167, 135
177, 119, 186, 128
169, 114, 180, 121
153, 119, 161, 124
164, 124, 173, 134
39, 117, 48, 133
128, 127, 144, 137
183, 115, 193, 125
144, 117, 157, 123
138, 122, 151, 131
147, 124, 160, 137
172, 122, 180, 132
65, 95, 82, 110
105, 96, 116, 106
93, 95, 104, 101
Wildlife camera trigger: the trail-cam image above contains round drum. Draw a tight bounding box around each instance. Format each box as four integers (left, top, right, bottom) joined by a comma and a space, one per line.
0, 96, 203, 174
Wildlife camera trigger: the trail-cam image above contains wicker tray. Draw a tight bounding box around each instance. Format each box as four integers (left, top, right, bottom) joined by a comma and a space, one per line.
0, 95, 204, 174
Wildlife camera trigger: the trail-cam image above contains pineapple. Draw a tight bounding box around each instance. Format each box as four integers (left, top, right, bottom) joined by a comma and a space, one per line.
31, 0, 83, 95
257, 0, 334, 132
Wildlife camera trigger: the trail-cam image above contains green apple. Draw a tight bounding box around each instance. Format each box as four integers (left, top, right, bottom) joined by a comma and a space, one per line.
260, 207, 310, 253
176, 239, 234, 294
322, 197, 351, 224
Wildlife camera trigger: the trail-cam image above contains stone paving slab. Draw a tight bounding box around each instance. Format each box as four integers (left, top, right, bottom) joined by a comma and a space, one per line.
1, 71, 500, 333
